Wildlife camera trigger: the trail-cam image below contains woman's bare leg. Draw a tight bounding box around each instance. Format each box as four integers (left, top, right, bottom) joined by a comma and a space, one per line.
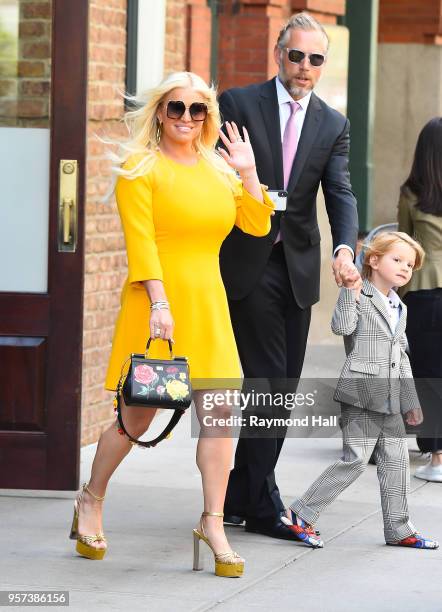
77, 398, 157, 548
194, 389, 235, 554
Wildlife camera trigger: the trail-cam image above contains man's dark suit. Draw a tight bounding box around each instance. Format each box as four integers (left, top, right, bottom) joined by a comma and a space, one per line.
219, 77, 359, 528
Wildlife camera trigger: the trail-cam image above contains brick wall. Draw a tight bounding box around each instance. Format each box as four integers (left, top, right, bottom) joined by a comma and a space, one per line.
290, 0, 345, 21
218, 0, 345, 93
164, 0, 212, 81
164, 0, 187, 73
379, 0, 442, 44
0, 0, 51, 127
186, 0, 212, 83
82, 0, 128, 445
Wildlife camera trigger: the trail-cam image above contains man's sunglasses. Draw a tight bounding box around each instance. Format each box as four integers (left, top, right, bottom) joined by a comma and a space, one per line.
166, 100, 208, 122
283, 48, 326, 67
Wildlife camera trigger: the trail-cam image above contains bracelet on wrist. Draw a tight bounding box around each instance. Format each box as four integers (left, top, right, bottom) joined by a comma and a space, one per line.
150, 300, 170, 311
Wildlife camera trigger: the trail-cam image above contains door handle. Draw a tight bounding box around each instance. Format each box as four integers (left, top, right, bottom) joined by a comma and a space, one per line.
58, 160, 78, 252
62, 198, 73, 243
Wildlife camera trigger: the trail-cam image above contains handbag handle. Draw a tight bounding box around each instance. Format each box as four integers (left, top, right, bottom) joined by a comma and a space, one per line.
145, 337, 174, 358
115, 388, 185, 448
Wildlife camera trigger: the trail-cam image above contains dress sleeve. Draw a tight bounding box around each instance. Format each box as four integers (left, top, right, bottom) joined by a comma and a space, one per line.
234, 182, 274, 237
115, 171, 163, 284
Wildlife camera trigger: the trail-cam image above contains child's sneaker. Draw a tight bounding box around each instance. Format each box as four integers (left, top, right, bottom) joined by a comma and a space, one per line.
281, 510, 323, 548
387, 533, 439, 549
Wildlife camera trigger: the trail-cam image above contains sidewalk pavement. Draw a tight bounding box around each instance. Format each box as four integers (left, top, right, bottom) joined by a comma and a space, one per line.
1, 345, 441, 612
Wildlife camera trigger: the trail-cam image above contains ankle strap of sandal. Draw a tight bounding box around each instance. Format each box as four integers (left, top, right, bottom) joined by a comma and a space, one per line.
84, 483, 105, 501
202, 511, 224, 517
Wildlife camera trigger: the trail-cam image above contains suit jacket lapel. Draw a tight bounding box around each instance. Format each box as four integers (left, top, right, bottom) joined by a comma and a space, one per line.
286, 93, 322, 194
364, 279, 392, 333
393, 300, 407, 341
258, 78, 284, 188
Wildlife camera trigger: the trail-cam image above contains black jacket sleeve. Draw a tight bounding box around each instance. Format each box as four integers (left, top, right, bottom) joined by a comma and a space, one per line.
322, 118, 358, 256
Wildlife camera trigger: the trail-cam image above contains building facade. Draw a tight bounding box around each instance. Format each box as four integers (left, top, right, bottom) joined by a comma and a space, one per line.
0, 0, 441, 488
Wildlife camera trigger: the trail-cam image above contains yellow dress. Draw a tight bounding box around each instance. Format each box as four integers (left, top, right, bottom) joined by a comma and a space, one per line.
105, 153, 274, 391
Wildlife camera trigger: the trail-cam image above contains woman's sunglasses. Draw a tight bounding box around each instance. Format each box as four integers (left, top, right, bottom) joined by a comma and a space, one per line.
283, 48, 326, 67
166, 100, 208, 122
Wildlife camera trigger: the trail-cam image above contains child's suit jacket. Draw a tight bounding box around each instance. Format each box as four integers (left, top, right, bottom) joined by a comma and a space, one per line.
332, 279, 420, 414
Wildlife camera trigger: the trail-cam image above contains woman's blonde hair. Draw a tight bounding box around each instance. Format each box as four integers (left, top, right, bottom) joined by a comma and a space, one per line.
105, 71, 236, 188
362, 231, 425, 279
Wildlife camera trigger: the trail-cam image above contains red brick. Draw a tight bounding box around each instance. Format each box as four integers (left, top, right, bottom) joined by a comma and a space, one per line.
0, 80, 16, 97
379, 0, 442, 43
290, 0, 345, 15
19, 80, 50, 96
17, 99, 47, 117
19, 21, 47, 37
22, 2, 51, 19
18, 61, 45, 77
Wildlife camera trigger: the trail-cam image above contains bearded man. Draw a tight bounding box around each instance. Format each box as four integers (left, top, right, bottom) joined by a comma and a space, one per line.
219, 12, 360, 541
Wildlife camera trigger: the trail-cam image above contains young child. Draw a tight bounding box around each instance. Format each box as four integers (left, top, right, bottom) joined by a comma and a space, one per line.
283, 231, 439, 550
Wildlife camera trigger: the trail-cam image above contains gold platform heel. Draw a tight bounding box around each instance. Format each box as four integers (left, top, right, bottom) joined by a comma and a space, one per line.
193, 512, 244, 578
69, 483, 107, 560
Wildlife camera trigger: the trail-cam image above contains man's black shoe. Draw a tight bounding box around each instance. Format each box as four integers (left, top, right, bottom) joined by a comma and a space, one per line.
245, 518, 307, 541
223, 514, 245, 527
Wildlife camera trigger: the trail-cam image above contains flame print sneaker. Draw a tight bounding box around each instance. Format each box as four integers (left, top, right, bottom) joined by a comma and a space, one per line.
387, 534, 439, 549
281, 510, 324, 548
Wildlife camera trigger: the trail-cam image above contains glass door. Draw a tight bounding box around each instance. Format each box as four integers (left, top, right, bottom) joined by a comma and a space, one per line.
0, 0, 88, 490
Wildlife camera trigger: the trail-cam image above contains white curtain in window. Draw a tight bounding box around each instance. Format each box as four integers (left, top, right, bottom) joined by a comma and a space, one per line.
137, 0, 166, 93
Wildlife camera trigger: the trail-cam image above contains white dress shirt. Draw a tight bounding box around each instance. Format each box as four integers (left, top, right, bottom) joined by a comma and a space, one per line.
275, 77, 354, 260
275, 76, 311, 143
373, 286, 402, 333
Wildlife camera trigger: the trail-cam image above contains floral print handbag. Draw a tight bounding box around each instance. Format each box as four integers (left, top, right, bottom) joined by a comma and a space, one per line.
114, 338, 192, 448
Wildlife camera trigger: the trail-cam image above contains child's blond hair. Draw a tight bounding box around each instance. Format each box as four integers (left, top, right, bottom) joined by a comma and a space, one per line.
362, 231, 425, 279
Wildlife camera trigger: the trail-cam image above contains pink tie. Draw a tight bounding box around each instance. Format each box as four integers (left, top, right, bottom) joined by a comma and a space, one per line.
282, 101, 300, 189
275, 101, 300, 244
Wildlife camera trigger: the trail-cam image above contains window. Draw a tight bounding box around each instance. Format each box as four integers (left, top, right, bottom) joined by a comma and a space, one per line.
126, 0, 166, 97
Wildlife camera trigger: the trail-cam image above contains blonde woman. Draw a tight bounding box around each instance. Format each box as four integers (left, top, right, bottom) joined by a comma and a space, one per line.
69, 71, 274, 577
